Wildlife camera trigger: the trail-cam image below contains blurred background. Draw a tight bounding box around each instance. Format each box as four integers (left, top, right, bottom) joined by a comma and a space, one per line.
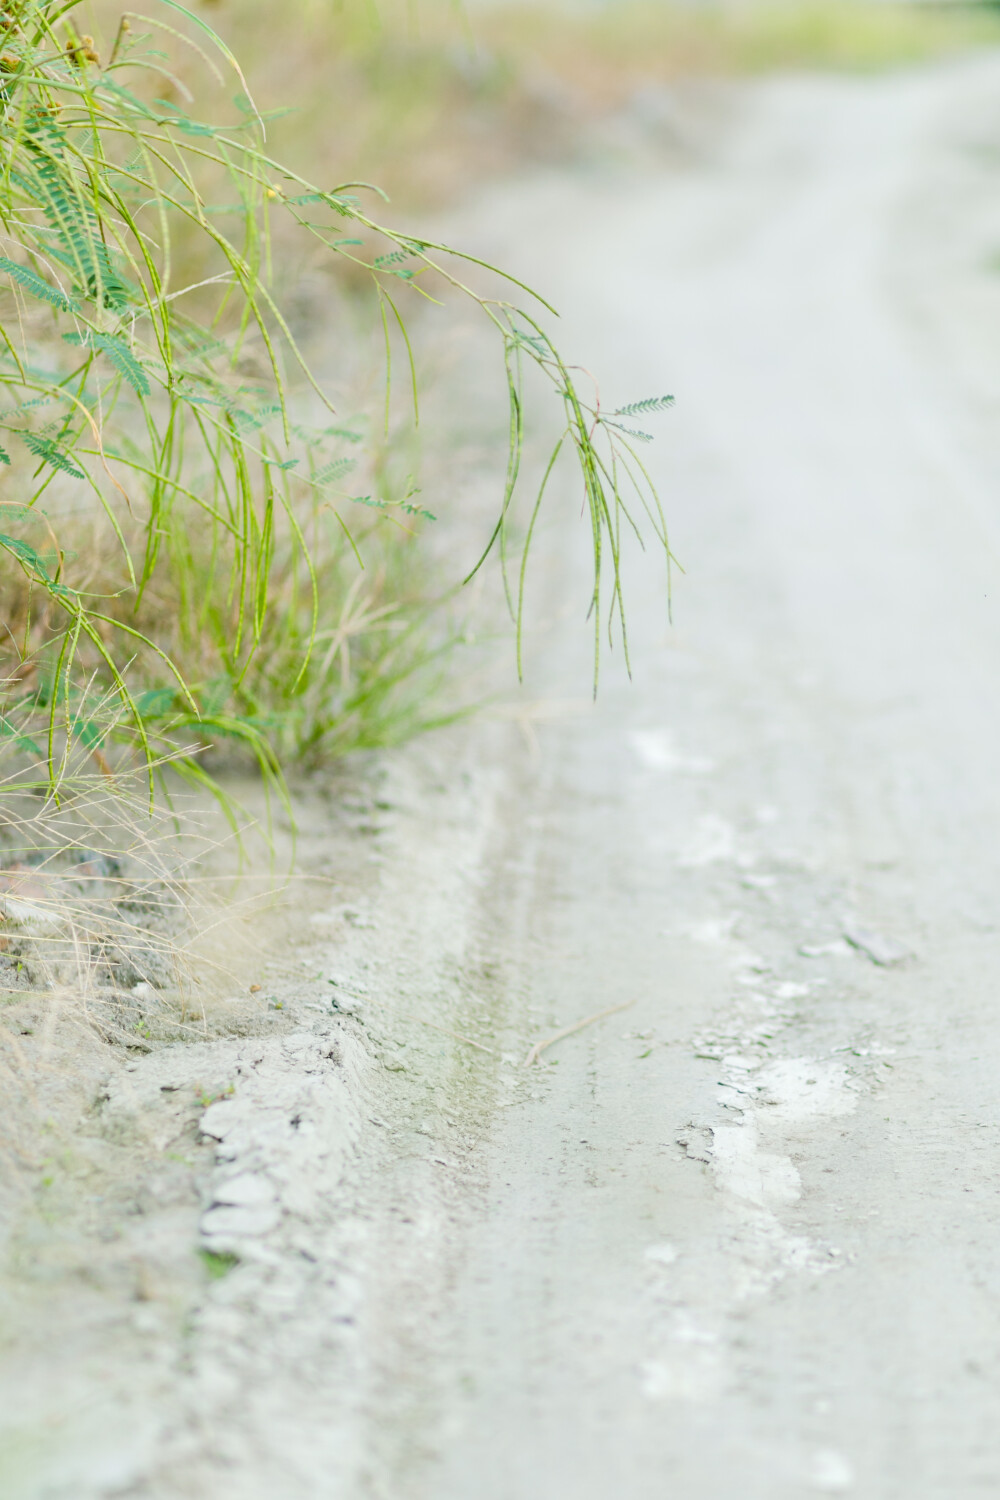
192, 0, 1000, 211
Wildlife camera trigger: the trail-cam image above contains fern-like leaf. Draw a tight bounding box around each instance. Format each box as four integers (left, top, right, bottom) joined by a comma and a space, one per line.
0, 714, 44, 759
313, 457, 356, 485
350, 494, 435, 521
133, 687, 178, 720
15, 124, 131, 309
0, 256, 75, 312
398, 499, 436, 521
232, 401, 281, 432
23, 432, 85, 480
63, 331, 150, 396
612, 395, 675, 417
604, 421, 653, 443
0, 531, 54, 580
0, 444, 10, 466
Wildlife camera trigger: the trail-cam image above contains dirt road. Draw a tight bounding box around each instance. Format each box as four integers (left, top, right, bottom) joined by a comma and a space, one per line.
349, 57, 1000, 1500
9, 54, 1000, 1500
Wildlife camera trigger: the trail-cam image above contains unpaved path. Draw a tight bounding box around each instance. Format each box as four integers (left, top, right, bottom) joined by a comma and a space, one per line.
8, 54, 1000, 1500
388, 60, 1000, 1500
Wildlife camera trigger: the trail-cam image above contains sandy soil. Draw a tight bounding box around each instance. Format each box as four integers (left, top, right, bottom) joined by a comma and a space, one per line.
6, 52, 1000, 1499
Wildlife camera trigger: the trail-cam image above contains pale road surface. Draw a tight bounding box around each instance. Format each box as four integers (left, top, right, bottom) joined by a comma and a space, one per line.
344, 57, 1000, 1500
23, 53, 1000, 1500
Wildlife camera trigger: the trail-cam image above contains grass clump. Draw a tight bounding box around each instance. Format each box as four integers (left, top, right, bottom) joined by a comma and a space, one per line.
0, 0, 674, 975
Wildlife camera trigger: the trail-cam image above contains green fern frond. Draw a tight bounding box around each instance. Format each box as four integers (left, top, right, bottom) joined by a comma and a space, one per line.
0, 256, 76, 312
0, 531, 56, 581
23, 431, 85, 479
13, 125, 131, 309
398, 499, 436, 521
232, 401, 282, 432
63, 331, 151, 396
350, 494, 435, 522
314, 456, 356, 485
612, 395, 675, 417
603, 421, 654, 442
0, 715, 44, 758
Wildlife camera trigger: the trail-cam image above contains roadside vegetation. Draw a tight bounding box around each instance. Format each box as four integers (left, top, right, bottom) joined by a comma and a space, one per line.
2, 0, 998, 999
0, 0, 677, 998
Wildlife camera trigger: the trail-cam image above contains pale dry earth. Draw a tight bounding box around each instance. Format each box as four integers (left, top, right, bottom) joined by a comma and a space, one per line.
6, 53, 1000, 1500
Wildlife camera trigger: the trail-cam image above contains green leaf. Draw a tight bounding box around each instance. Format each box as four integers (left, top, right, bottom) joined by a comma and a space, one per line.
232, 401, 281, 432
12, 128, 132, 310
349, 494, 435, 522
313, 457, 356, 485
0, 715, 43, 758
63, 332, 151, 397
73, 716, 107, 752
153, 101, 217, 138
199, 676, 233, 716
604, 422, 653, 442
0, 444, 10, 466
23, 433, 86, 480
0, 531, 52, 579
0, 257, 76, 313
612, 395, 675, 417
133, 687, 178, 719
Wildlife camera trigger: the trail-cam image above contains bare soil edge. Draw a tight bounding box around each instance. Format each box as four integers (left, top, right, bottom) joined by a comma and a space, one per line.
0, 718, 529, 1499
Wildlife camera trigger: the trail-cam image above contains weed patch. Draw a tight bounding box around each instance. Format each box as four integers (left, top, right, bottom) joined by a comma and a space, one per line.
0, 0, 674, 1014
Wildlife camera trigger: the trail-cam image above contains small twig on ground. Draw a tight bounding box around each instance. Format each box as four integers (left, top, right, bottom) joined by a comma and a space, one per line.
523, 999, 635, 1067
